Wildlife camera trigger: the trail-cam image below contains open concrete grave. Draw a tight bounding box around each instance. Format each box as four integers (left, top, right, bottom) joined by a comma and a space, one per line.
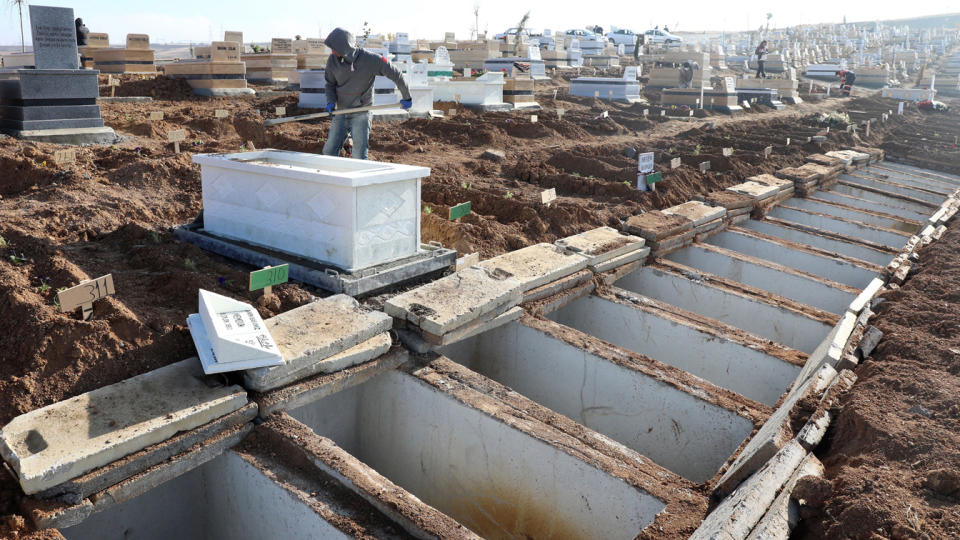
4, 14, 960, 535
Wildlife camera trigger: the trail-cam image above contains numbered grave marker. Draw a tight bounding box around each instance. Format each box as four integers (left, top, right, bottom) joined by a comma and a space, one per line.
215, 109, 229, 119
722, 147, 733, 157
645, 171, 663, 191
670, 157, 682, 169
786, 137, 791, 146
449, 201, 471, 221
107, 75, 120, 97
699, 161, 711, 173
764, 145, 773, 159
556, 107, 565, 120
58, 274, 116, 321
447, 108, 457, 118
275, 106, 286, 116
54, 148, 76, 166
168, 129, 186, 154
148, 111, 163, 121
642, 109, 649, 117
249, 264, 289, 296
540, 187, 556, 205
601, 110, 609, 119
660, 110, 666, 116
530, 114, 538, 123
454, 94, 461, 103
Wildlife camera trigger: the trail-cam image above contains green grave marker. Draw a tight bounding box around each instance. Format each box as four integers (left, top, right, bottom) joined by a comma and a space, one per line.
449, 201, 472, 221
249, 264, 289, 292
646, 172, 663, 184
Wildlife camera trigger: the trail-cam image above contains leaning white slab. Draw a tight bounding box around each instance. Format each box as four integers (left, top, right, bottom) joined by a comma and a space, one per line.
476, 243, 589, 292
727, 181, 779, 200
0, 359, 247, 494
244, 295, 392, 391
663, 201, 727, 226
555, 226, 646, 266
384, 266, 522, 335
188, 289, 284, 374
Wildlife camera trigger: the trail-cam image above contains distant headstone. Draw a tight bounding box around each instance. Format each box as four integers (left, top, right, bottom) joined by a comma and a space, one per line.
211, 41, 240, 61
272, 38, 293, 53
623, 66, 638, 80
126, 34, 150, 50
87, 33, 109, 48
434, 46, 451, 64
224, 31, 243, 46
29, 5, 79, 69
444, 32, 456, 42
306, 38, 325, 51
723, 76, 736, 93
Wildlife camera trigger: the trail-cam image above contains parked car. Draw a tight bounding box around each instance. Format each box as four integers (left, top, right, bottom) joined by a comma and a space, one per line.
643, 28, 683, 44
564, 28, 599, 41
606, 28, 639, 46
495, 27, 529, 40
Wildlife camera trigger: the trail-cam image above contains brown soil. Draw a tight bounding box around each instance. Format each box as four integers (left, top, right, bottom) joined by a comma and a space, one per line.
798, 179, 960, 536
0, 69, 938, 536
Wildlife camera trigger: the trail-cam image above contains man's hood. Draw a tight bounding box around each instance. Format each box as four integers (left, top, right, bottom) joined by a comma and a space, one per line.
325, 28, 358, 62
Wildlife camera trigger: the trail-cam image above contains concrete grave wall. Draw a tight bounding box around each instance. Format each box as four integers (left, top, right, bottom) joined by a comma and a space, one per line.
290, 369, 665, 538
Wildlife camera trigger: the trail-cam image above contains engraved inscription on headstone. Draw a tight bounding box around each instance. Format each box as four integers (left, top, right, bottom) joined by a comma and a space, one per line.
271, 38, 293, 54
211, 41, 240, 61
126, 34, 150, 50
29, 5, 79, 70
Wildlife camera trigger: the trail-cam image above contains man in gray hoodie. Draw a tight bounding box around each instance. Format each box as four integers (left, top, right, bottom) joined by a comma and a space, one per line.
322, 27, 412, 159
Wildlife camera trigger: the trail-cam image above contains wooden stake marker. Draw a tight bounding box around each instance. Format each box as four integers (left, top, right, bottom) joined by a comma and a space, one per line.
249, 264, 289, 297
168, 129, 186, 153
58, 274, 115, 321
54, 148, 76, 166
107, 76, 120, 97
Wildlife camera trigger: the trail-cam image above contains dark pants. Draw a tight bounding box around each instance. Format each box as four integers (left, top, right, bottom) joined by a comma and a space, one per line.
756, 61, 766, 79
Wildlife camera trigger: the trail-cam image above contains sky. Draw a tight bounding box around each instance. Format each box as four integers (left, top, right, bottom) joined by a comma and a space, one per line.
1, 0, 958, 46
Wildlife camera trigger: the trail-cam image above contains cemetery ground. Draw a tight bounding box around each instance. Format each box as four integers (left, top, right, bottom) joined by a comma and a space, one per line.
1, 70, 959, 538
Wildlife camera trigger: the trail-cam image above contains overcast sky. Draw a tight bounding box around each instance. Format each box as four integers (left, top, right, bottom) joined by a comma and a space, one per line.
1, 1, 958, 46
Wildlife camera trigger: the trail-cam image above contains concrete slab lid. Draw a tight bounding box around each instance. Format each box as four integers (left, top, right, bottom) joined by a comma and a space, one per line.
747, 174, 793, 192
191, 149, 430, 188
244, 332, 392, 392
384, 266, 523, 336
555, 226, 645, 264
0, 359, 247, 495
247, 295, 392, 383
476, 243, 589, 292
835, 149, 871, 162
822, 151, 854, 165
624, 211, 694, 241
727, 181, 779, 200
662, 201, 727, 226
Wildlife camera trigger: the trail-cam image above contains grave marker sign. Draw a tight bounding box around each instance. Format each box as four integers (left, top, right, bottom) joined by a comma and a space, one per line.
670, 157, 682, 169
541, 188, 556, 205
699, 161, 711, 173
54, 148, 76, 166
126, 34, 150, 49
271, 38, 293, 54
58, 274, 116, 320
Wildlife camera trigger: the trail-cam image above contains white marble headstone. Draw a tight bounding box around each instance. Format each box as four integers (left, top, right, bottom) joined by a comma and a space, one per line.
527, 45, 541, 60
408, 62, 428, 85
435, 46, 451, 64
623, 66, 639, 80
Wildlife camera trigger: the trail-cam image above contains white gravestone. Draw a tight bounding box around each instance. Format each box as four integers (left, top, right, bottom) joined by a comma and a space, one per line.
187, 289, 284, 374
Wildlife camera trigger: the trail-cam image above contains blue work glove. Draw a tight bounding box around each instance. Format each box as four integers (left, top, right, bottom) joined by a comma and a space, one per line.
400, 99, 412, 110
325, 102, 335, 113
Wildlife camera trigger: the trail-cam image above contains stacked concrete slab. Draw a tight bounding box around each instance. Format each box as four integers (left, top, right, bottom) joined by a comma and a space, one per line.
0, 359, 250, 496
243, 296, 393, 392
386, 266, 523, 347
503, 76, 538, 108
570, 66, 643, 103
0, 5, 116, 144
92, 34, 157, 74
554, 227, 649, 273
624, 202, 728, 256
661, 88, 742, 113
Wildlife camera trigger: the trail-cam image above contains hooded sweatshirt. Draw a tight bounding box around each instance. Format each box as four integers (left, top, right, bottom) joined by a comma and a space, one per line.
324, 28, 411, 109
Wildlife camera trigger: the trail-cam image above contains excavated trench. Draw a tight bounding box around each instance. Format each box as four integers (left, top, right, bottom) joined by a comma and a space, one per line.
30, 159, 960, 539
